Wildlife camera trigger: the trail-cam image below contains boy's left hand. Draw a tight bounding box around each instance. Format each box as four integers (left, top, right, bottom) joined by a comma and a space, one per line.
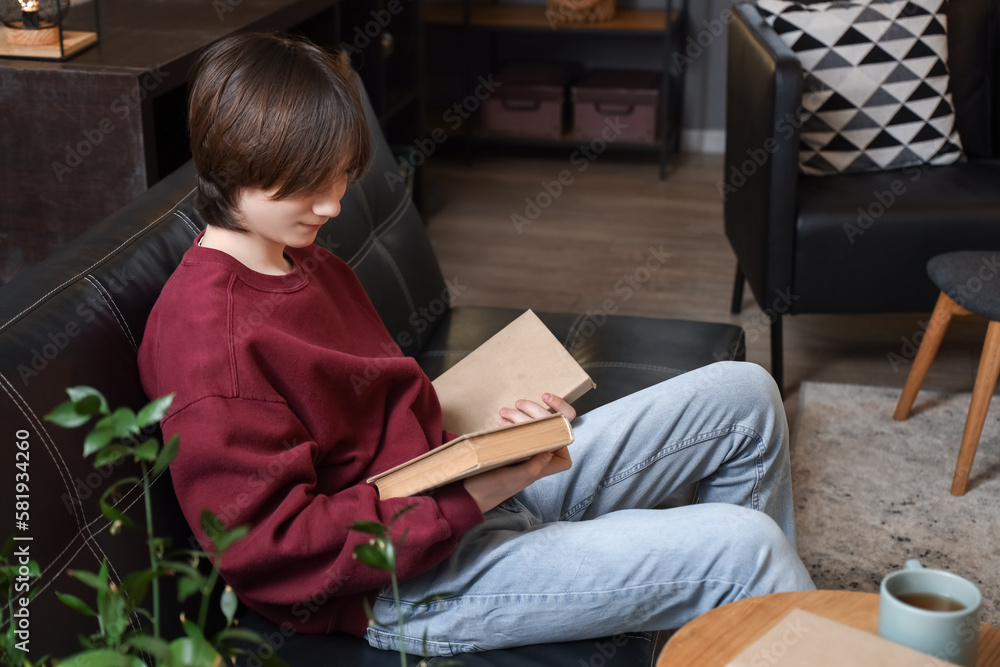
497, 393, 576, 427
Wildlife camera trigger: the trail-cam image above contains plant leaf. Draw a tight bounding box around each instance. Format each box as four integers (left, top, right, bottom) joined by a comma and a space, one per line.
124, 634, 170, 660
68, 569, 102, 590
99, 488, 137, 532
199, 510, 248, 554
177, 575, 202, 603
83, 418, 118, 457
361, 597, 391, 628
66, 386, 110, 416
133, 438, 159, 462
135, 393, 174, 428
391, 503, 418, 523
93, 444, 131, 468
153, 433, 180, 476
158, 559, 204, 581
214, 627, 268, 644
95, 560, 128, 644
108, 407, 139, 439
220, 585, 238, 625
170, 619, 222, 667
120, 570, 155, 609
56, 649, 145, 667
353, 543, 391, 572
44, 400, 92, 429
55, 591, 97, 617
350, 521, 387, 537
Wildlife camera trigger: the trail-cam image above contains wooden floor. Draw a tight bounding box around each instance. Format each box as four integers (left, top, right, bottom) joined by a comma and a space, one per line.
422, 151, 992, 421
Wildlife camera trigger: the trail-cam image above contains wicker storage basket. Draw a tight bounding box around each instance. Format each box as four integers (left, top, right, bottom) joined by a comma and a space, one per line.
546, 0, 615, 24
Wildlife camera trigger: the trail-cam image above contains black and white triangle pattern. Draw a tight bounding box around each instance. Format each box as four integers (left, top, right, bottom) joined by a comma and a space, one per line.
756, 0, 964, 176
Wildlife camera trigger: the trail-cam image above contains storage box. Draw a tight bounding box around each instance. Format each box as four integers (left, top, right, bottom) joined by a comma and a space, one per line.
571, 69, 661, 144
482, 62, 575, 140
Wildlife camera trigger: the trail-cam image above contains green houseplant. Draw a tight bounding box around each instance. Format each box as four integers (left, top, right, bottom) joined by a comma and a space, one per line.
0, 387, 285, 667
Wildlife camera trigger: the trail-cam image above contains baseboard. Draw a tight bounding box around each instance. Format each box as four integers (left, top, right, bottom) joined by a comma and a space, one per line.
681, 129, 725, 154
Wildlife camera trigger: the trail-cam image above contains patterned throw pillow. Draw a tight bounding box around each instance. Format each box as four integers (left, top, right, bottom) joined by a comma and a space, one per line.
756, 0, 964, 176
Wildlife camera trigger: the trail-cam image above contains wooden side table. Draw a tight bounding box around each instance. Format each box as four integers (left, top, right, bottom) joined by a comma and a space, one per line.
656, 590, 1000, 666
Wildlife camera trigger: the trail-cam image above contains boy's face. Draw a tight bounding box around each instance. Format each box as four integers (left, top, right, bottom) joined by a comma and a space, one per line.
234, 172, 349, 250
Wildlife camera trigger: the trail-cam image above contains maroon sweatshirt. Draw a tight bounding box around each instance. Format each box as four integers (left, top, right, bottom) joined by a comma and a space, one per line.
137, 235, 483, 635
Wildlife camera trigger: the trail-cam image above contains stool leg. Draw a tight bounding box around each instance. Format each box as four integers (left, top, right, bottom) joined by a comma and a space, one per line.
952, 319, 1000, 496
894, 293, 963, 420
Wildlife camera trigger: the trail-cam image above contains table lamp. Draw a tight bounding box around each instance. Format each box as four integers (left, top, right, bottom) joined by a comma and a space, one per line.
1, 0, 71, 46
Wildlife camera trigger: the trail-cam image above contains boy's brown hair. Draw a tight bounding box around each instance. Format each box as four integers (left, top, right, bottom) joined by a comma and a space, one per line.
188, 32, 371, 231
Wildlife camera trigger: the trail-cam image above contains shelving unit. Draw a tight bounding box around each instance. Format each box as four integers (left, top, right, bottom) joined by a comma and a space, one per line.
424, 0, 688, 178
340, 0, 425, 145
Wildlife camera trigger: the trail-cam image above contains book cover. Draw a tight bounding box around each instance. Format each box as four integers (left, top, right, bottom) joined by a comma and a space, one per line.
368, 413, 574, 499
431, 310, 595, 435
726, 609, 961, 667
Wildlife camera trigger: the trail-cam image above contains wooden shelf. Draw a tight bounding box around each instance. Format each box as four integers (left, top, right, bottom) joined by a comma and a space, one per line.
425, 2, 676, 32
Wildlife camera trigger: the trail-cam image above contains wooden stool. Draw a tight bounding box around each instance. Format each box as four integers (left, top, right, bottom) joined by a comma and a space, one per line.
894, 251, 1000, 496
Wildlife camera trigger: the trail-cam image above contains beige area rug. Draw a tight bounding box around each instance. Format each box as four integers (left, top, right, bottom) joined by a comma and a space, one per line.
791, 381, 1000, 626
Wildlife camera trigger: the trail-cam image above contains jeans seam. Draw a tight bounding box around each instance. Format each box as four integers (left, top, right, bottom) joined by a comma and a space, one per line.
367, 625, 482, 653
561, 424, 764, 520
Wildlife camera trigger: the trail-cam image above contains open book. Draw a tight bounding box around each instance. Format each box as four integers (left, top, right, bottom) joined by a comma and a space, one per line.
431, 310, 596, 434
368, 413, 574, 499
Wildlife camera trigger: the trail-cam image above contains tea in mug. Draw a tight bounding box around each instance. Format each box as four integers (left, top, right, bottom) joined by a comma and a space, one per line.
896, 592, 965, 612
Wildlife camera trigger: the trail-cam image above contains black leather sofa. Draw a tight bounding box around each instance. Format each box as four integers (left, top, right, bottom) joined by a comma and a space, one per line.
0, 79, 744, 665
724, 0, 1000, 394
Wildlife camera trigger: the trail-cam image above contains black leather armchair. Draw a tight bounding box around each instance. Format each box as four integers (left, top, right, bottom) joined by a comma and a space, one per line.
0, 76, 744, 664
725, 0, 1000, 394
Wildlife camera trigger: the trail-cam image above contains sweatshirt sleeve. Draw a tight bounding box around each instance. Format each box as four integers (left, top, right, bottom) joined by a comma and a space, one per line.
162, 394, 483, 633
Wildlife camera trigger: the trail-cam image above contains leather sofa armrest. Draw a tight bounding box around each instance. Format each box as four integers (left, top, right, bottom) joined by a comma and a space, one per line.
723, 3, 802, 310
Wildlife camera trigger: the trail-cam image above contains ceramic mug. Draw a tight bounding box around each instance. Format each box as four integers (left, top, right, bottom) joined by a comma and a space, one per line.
878, 559, 981, 666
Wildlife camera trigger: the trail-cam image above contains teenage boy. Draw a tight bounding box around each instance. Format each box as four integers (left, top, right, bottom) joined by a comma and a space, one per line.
138, 32, 814, 657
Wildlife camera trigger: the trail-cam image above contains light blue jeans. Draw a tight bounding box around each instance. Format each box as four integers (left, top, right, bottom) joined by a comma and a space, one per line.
366, 361, 815, 655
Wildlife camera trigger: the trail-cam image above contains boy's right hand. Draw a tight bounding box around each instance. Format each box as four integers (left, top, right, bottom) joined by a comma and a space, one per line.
462, 446, 572, 513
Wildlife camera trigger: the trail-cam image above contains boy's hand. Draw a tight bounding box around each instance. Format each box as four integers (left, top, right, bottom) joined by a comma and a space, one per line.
462, 446, 572, 513
460, 393, 575, 514
497, 393, 577, 427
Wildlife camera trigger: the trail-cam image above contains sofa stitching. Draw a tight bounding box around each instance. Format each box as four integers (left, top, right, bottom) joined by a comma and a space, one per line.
579, 361, 686, 375
0, 372, 141, 630
345, 192, 378, 267
376, 242, 421, 347
347, 237, 377, 269
174, 208, 203, 234
0, 373, 87, 533
372, 189, 410, 236
345, 195, 414, 268
83, 275, 137, 351
0, 192, 198, 332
